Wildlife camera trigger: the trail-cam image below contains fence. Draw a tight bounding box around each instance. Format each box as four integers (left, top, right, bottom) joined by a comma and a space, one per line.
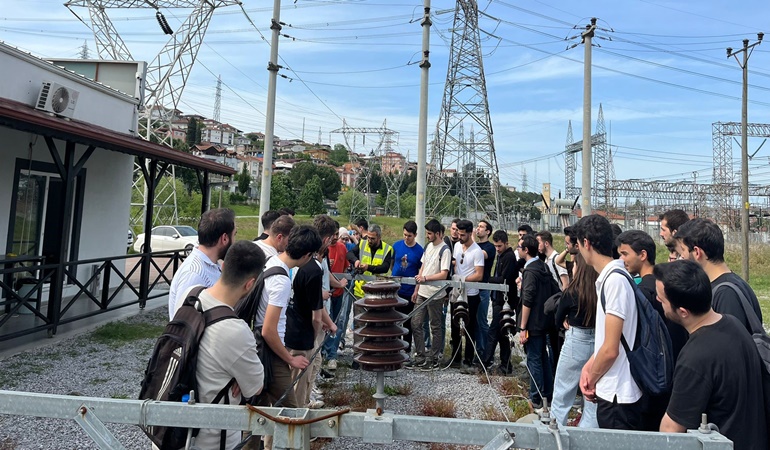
0, 390, 733, 450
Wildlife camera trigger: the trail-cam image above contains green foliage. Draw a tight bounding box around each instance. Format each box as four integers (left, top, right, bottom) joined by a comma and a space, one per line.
329, 143, 349, 166
270, 173, 296, 211
185, 118, 203, 147
229, 192, 247, 204
501, 189, 542, 221
298, 175, 326, 215
290, 161, 341, 200
237, 165, 251, 194
337, 190, 367, 220
92, 322, 165, 347
399, 194, 416, 218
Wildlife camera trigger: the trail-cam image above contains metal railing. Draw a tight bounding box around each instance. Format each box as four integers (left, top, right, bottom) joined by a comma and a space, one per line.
0, 250, 185, 342
0, 390, 733, 450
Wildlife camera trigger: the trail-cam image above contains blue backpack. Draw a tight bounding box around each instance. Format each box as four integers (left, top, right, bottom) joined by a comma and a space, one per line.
600, 268, 674, 396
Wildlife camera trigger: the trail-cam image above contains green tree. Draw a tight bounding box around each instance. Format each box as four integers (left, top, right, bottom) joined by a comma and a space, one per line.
298, 175, 325, 215
399, 194, 416, 218
329, 143, 349, 166
270, 173, 296, 211
337, 189, 367, 219
237, 165, 251, 194
290, 161, 341, 200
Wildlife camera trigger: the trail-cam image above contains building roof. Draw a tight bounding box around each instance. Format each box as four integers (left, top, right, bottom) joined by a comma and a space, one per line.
0, 97, 235, 176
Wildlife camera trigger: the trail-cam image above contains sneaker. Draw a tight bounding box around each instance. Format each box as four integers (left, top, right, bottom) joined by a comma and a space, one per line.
308, 400, 325, 409
460, 364, 478, 375
448, 358, 462, 369
417, 358, 434, 371
327, 359, 338, 371
404, 357, 426, 369
320, 369, 335, 379
312, 386, 325, 396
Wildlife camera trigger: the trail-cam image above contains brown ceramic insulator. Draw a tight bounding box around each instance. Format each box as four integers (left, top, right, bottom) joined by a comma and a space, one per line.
354, 308, 408, 324
353, 280, 409, 371
353, 352, 409, 372
353, 338, 409, 354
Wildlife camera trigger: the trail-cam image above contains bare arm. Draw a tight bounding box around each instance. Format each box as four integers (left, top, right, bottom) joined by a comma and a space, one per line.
660, 413, 687, 433
465, 265, 483, 283
587, 314, 623, 387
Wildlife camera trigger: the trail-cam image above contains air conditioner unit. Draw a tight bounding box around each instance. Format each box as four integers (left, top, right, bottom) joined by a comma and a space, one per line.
35, 81, 79, 118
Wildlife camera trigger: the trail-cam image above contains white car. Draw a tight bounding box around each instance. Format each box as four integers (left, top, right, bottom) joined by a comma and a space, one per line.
133, 225, 198, 256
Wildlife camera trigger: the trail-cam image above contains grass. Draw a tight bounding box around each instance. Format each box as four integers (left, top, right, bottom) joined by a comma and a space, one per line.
384, 382, 413, 396
91, 321, 165, 347
418, 397, 456, 418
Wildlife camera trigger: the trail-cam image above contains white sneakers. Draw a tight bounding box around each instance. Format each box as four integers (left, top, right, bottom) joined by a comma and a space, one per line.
327, 359, 338, 371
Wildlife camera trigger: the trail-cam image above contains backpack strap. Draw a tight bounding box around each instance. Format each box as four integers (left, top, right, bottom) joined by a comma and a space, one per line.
713, 282, 765, 335
550, 256, 563, 290
183, 285, 208, 311
599, 268, 635, 355
211, 377, 237, 450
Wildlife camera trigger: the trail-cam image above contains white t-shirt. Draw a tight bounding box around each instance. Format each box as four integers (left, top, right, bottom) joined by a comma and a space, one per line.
255, 240, 278, 259
594, 259, 642, 404
545, 250, 568, 289
168, 247, 221, 320
255, 256, 292, 344
194, 289, 264, 450
453, 241, 485, 296
418, 241, 452, 299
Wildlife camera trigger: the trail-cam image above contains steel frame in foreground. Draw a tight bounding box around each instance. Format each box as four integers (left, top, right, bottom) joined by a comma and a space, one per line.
0, 390, 732, 450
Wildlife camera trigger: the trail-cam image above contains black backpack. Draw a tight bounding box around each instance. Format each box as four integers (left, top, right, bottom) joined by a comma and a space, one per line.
712, 282, 770, 375
600, 268, 674, 396
138, 286, 238, 450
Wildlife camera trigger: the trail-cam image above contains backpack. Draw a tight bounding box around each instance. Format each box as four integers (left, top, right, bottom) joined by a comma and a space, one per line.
234, 265, 289, 386
139, 286, 238, 450
600, 268, 674, 396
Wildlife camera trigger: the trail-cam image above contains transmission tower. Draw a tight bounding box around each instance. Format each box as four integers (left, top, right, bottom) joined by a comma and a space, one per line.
426, 0, 505, 228
564, 121, 577, 198
593, 104, 609, 210
78, 40, 90, 59
331, 119, 401, 220
521, 166, 528, 192
67, 0, 241, 227
213, 75, 221, 123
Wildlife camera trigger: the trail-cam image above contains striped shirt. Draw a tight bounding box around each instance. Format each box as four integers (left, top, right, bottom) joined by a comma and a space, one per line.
168, 247, 221, 320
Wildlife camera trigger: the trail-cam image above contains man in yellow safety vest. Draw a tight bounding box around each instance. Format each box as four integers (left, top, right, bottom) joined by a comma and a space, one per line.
348, 224, 394, 298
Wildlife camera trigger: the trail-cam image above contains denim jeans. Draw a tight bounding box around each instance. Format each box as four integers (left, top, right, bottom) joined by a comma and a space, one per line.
323, 292, 352, 361
550, 326, 598, 427
525, 333, 554, 405
475, 289, 490, 359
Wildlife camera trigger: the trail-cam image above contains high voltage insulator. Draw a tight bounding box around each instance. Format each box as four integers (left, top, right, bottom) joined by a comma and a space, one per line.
155, 11, 173, 35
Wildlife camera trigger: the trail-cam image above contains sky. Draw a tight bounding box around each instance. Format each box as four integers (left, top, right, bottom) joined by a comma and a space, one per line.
2, 0, 770, 202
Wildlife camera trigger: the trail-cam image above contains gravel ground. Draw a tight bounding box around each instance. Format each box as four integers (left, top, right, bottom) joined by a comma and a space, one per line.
0, 307, 530, 449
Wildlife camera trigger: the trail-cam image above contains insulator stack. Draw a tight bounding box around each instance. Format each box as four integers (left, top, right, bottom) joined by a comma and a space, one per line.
500, 302, 517, 339
452, 297, 470, 327
353, 281, 409, 372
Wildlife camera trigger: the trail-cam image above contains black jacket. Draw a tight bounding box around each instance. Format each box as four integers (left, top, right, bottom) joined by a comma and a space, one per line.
489, 247, 518, 308
520, 258, 557, 336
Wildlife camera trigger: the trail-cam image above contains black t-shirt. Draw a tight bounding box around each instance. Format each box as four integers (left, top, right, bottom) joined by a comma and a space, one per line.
477, 241, 496, 282
638, 274, 688, 361
666, 315, 768, 449
285, 260, 324, 350
711, 272, 763, 333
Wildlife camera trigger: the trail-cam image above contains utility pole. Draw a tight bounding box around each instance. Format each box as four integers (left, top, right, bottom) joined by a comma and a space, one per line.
727, 32, 763, 281
258, 0, 282, 234
580, 18, 597, 216
415, 0, 431, 244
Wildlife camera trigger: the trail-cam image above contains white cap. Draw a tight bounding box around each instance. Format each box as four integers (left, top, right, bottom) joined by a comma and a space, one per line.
339, 227, 348, 236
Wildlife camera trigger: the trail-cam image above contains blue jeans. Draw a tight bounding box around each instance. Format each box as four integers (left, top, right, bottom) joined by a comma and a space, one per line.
475, 290, 490, 359
550, 326, 598, 428
525, 333, 554, 406
323, 292, 352, 360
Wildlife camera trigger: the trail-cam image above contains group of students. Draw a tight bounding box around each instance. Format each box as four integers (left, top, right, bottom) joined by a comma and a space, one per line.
163, 207, 769, 449
514, 211, 768, 449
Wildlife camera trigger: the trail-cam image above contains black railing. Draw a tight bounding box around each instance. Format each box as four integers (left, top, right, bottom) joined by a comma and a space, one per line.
0, 250, 185, 342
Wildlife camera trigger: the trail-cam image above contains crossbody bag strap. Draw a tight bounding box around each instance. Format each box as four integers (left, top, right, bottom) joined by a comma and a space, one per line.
211, 377, 237, 450
599, 269, 632, 354
714, 282, 765, 335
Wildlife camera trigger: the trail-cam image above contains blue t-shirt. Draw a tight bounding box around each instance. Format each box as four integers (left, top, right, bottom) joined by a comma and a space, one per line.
391, 240, 424, 298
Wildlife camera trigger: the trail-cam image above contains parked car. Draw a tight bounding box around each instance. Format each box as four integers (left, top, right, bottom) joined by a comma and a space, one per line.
127, 229, 135, 251
133, 225, 198, 256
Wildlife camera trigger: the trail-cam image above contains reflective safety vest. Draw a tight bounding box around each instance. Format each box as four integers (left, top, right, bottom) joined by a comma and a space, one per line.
353, 240, 393, 298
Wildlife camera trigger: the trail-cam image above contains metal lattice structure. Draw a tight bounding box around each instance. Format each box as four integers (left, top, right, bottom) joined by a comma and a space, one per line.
66, 0, 241, 226
427, 0, 505, 228
564, 132, 605, 204
331, 119, 401, 220
712, 121, 770, 225
564, 120, 576, 198
593, 104, 609, 209
213, 75, 221, 123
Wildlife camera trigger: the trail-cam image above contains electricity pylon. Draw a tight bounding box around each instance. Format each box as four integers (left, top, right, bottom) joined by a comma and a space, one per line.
426, 0, 505, 228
